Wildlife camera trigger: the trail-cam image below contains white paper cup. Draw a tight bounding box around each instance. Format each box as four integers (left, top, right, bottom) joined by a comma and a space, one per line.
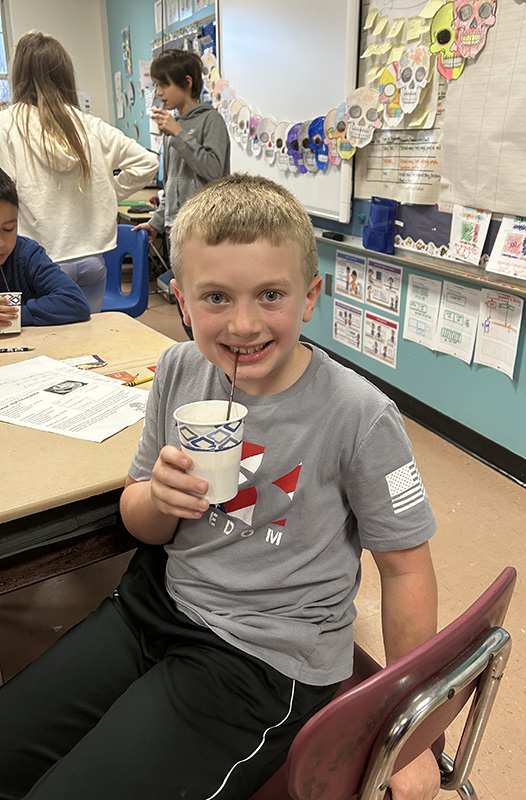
174, 400, 248, 504
0, 292, 22, 334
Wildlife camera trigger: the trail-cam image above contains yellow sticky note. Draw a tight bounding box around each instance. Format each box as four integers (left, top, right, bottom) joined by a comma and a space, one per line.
408, 108, 430, 127
360, 43, 379, 58
407, 16, 425, 40
389, 44, 405, 63
368, 64, 384, 84
372, 15, 389, 36
363, 7, 379, 30
386, 17, 406, 38
419, 0, 445, 18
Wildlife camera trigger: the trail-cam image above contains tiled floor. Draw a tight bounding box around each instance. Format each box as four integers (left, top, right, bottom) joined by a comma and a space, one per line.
1, 289, 524, 799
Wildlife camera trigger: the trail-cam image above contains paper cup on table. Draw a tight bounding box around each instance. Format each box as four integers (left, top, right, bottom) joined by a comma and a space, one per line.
174, 400, 248, 504
0, 292, 22, 334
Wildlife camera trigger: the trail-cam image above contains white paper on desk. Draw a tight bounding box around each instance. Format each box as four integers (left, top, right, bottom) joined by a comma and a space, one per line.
433, 281, 480, 364
474, 289, 523, 379
0, 356, 148, 443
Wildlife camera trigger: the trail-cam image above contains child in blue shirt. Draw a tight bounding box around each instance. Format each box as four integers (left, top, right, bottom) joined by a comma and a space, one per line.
0, 168, 90, 328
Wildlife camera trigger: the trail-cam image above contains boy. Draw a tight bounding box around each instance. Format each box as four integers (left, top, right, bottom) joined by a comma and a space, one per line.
0, 175, 439, 800
0, 169, 90, 327
133, 49, 230, 338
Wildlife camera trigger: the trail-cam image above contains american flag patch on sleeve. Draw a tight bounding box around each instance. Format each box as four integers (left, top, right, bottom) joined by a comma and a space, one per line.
385, 459, 426, 515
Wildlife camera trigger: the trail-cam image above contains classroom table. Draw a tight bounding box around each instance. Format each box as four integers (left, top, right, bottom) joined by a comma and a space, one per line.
0, 312, 176, 594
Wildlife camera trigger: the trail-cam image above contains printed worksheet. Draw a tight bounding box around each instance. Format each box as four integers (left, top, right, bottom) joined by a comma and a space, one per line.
364, 311, 398, 368
333, 299, 363, 351
474, 290, 523, 379
402, 273, 442, 348
433, 281, 480, 363
335, 251, 366, 303
365, 259, 403, 316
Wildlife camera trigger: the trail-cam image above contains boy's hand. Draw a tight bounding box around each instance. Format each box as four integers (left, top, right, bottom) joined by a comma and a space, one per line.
389, 748, 441, 800
0, 296, 19, 327
151, 108, 183, 137
150, 445, 210, 519
131, 221, 159, 243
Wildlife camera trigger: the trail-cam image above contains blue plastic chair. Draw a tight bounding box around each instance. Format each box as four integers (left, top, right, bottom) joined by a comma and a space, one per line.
101, 225, 150, 317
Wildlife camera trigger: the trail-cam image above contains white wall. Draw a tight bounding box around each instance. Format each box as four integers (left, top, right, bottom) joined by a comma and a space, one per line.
4, 0, 114, 123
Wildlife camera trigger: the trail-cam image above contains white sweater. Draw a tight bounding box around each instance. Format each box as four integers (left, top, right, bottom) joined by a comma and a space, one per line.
0, 105, 159, 262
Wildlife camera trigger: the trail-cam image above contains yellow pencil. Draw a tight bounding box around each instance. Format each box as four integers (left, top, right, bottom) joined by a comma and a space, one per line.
125, 375, 154, 387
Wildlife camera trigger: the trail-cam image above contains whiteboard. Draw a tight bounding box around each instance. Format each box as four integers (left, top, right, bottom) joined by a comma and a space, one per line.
217, 0, 360, 222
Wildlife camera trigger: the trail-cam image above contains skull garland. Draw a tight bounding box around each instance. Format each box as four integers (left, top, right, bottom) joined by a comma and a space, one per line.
274, 121, 291, 172
324, 109, 341, 166
430, 2, 466, 80
344, 88, 382, 148
378, 64, 404, 128
201, 53, 217, 91
298, 120, 318, 173
229, 98, 245, 143
452, 0, 496, 59
396, 46, 430, 114
236, 103, 251, 149
286, 122, 307, 173
308, 117, 329, 171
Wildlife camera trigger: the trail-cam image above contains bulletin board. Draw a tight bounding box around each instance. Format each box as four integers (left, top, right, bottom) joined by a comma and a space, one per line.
217, 0, 360, 223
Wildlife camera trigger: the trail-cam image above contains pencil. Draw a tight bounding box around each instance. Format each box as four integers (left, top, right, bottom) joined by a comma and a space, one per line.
125, 375, 154, 387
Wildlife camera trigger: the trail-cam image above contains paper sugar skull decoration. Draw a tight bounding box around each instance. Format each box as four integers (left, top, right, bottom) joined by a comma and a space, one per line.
237, 104, 251, 149
344, 88, 382, 147
229, 98, 244, 142
324, 109, 341, 166
308, 117, 329, 171
208, 67, 221, 96
258, 118, 277, 166
430, 2, 465, 80
201, 53, 217, 90
286, 122, 307, 173
299, 120, 318, 173
397, 46, 430, 114
249, 115, 262, 156
331, 102, 355, 160
378, 63, 404, 127
452, 0, 496, 59
212, 78, 229, 108
274, 121, 291, 172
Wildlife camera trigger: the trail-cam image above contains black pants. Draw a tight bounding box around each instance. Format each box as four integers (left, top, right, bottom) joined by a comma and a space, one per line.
0, 546, 337, 800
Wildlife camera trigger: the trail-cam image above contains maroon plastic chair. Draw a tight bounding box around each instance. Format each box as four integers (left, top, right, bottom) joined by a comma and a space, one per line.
250, 567, 516, 800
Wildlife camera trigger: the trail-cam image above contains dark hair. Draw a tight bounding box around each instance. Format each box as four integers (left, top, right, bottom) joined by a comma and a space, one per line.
150, 49, 203, 100
0, 168, 19, 207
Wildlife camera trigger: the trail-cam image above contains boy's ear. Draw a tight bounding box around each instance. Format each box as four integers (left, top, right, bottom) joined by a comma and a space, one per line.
302, 275, 323, 323
171, 279, 192, 328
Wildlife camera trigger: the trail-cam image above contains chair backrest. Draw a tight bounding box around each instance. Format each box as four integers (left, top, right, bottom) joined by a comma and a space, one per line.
101, 225, 149, 317
250, 566, 516, 800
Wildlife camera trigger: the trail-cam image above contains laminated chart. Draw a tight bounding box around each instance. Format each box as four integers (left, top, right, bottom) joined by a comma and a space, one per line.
364, 311, 399, 368
433, 281, 480, 363
333, 299, 364, 352
334, 250, 366, 303
474, 289, 523, 379
366, 259, 403, 316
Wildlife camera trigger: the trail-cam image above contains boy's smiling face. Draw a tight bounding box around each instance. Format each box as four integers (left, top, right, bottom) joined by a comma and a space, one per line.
0, 201, 18, 266
172, 237, 322, 396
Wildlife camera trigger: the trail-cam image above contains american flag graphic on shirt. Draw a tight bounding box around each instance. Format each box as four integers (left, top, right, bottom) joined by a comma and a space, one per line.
385, 459, 426, 515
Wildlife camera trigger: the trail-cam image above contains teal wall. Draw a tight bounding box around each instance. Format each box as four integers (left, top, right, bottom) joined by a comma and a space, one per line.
304, 241, 526, 460
106, 1, 215, 149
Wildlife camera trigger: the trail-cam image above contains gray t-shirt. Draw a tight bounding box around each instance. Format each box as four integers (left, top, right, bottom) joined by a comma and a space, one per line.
129, 342, 436, 685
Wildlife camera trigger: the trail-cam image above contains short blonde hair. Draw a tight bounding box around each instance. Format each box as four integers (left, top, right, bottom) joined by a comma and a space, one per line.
170, 173, 318, 286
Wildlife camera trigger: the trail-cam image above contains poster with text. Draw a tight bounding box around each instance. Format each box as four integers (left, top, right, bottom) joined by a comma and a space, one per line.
335, 251, 366, 303
474, 290, 523, 380
486, 215, 526, 280
433, 281, 480, 364
402, 273, 442, 349
333, 299, 363, 352
366, 259, 402, 316
364, 311, 398, 369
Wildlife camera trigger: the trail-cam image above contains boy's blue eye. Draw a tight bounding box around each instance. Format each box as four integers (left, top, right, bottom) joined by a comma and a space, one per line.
208, 293, 224, 304
263, 291, 281, 302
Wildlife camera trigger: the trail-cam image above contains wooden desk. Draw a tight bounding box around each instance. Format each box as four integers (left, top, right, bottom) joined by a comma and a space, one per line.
0, 312, 176, 593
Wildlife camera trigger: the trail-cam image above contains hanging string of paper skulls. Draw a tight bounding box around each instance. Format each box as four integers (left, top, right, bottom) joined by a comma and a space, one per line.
200, 0, 496, 174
